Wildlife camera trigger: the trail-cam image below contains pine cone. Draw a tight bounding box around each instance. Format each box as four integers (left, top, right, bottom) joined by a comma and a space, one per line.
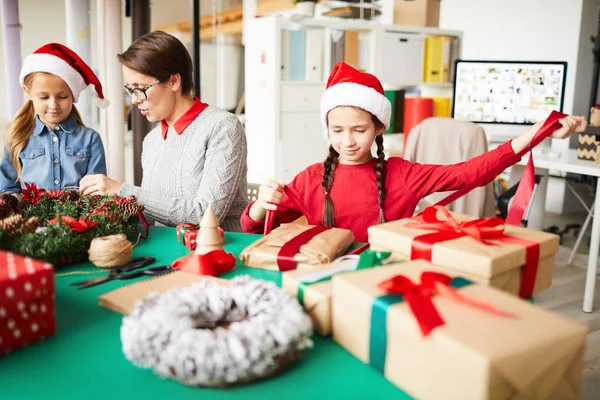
125, 195, 138, 203
20, 216, 40, 235
0, 193, 18, 210
117, 202, 139, 216
101, 211, 122, 224
0, 214, 24, 237
0, 201, 13, 219
88, 194, 104, 209
15, 201, 31, 215
60, 190, 79, 203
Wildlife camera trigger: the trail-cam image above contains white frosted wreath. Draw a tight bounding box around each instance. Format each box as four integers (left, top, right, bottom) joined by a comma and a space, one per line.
120, 275, 314, 387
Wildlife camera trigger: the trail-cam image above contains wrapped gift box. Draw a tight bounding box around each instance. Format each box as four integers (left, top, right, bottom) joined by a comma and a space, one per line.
332, 261, 587, 400
176, 223, 224, 250
240, 223, 354, 271
368, 207, 559, 297
0, 251, 55, 355
282, 250, 396, 336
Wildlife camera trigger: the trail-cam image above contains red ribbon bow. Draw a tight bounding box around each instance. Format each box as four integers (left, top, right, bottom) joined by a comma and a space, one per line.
378, 272, 514, 336
404, 206, 505, 261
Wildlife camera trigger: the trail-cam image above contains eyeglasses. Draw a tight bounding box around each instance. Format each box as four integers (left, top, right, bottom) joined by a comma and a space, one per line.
123, 78, 164, 101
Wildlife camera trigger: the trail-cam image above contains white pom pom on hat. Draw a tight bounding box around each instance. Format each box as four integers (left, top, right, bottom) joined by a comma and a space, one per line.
20, 42, 110, 108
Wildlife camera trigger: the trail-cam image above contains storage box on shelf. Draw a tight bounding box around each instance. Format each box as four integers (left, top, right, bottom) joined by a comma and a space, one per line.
244, 16, 461, 183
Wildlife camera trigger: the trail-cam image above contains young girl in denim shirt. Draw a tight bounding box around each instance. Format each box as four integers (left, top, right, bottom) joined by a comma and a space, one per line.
0, 43, 108, 194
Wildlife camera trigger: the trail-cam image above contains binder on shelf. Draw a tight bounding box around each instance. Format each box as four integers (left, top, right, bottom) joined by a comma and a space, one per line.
288, 30, 306, 81
305, 29, 324, 82
344, 30, 360, 69
281, 30, 291, 80
384, 89, 405, 134
331, 30, 345, 66
423, 36, 451, 83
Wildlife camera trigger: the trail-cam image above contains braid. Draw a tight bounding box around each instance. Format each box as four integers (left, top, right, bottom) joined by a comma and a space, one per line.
374, 134, 387, 224
321, 145, 340, 227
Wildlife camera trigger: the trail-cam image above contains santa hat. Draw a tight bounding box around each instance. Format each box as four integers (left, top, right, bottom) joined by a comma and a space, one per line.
320, 62, 391, 130
19, 43, 109, 108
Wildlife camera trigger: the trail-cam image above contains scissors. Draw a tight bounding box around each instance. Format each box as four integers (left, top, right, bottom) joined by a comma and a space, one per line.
72, 256, 165, 289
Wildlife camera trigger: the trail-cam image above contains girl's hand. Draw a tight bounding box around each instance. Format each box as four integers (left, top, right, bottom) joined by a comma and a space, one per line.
550, 115, 587, 139
79, 174, 123, 196
248, 179, 285, 221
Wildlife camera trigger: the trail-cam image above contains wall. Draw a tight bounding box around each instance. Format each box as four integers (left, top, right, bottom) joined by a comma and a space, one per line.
439, 0, 595, 215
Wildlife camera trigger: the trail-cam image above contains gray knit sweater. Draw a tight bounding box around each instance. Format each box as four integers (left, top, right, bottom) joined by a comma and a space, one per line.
119, 106, 248, 232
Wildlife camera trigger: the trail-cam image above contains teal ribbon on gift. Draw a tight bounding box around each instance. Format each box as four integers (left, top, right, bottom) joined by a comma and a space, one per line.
368, 277, 472, 373
297, 250, 392, 306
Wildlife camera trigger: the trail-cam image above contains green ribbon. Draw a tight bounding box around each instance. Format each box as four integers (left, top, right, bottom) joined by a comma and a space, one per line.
368, 277, 472, 374
297, 249, 392, 306
178, 224, 199, 242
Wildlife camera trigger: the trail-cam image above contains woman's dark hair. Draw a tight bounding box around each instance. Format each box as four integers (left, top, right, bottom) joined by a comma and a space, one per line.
117, 30, 194, 97
321, 114, 387, 226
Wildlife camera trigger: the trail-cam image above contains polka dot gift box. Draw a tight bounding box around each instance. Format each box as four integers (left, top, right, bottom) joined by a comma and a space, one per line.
0, 250, 55, 355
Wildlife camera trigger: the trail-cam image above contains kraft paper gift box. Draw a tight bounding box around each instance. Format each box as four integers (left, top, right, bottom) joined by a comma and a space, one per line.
332, 261, 588, 400
0, 251, 55, 355
282, 250, 394, 336
239, 223, 354, 271
368, 206, 559, 298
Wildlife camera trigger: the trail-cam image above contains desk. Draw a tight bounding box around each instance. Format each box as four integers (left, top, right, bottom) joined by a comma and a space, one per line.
0, 227, 408, 400
515, 148, 600, 313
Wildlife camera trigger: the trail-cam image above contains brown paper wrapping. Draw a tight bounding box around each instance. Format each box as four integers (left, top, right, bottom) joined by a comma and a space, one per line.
282, 258, 358, 336
332, 261, 587, 400
368, 212, 559, 296
239, 223, 354, 270
99, 271, 226, 315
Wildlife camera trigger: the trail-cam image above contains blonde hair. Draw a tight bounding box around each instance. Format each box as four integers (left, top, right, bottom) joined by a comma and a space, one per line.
4, 72, 85, 181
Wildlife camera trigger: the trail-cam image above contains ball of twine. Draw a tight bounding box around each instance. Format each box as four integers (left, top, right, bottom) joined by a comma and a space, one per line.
88, 234, 133, 268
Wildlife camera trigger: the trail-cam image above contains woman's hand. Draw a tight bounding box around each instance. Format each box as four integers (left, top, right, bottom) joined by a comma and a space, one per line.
79, 174, 123, 196
248, 179, 285, 221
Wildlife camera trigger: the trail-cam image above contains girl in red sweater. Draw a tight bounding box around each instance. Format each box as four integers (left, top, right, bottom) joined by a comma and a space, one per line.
241, 62, 586, 242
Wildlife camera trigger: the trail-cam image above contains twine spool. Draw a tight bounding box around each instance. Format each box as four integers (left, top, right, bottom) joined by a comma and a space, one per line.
88, 234, 133, 268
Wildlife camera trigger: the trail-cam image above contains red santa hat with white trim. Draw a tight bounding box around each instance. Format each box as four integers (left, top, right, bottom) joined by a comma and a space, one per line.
320, 62, 391, 132
19, 43, 109, 108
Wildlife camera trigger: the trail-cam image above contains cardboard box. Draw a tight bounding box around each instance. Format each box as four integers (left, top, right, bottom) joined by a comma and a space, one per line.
394, 0, 440, 27
332, 261, 587, 399
368, 208, 559, 297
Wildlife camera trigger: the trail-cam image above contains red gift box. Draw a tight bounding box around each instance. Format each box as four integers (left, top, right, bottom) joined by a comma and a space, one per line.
176, 223, 224, 250
0, 251, 55, 355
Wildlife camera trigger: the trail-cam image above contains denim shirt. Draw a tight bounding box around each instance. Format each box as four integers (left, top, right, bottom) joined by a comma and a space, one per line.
0, 115, 107, 194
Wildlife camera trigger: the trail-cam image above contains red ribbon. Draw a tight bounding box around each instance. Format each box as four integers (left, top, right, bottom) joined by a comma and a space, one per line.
276, 225, 330, 271
435, 110, 567, 227
172, 249, 236, 276
405, 206, 540, 298
378, 272, 515, 336
505, 111, 565, 225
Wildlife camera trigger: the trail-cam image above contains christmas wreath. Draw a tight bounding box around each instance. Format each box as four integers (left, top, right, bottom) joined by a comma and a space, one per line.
0, 183, 145, 266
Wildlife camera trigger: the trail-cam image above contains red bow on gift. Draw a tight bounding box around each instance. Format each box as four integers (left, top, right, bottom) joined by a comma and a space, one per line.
404, 206, 505, 261
378, 272, 515, 336
406, 206, 505, 245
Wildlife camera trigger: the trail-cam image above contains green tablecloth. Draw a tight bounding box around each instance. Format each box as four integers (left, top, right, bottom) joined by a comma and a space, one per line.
0, 227, 410, 399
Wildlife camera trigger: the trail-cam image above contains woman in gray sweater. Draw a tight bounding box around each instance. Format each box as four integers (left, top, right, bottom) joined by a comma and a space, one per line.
79, 31, 248, 231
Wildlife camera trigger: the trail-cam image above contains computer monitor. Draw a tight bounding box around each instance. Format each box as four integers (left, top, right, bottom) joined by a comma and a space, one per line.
451, 60, 567, 125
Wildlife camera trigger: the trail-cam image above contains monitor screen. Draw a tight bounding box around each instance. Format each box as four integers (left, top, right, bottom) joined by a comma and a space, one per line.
451, 60, 567, 125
